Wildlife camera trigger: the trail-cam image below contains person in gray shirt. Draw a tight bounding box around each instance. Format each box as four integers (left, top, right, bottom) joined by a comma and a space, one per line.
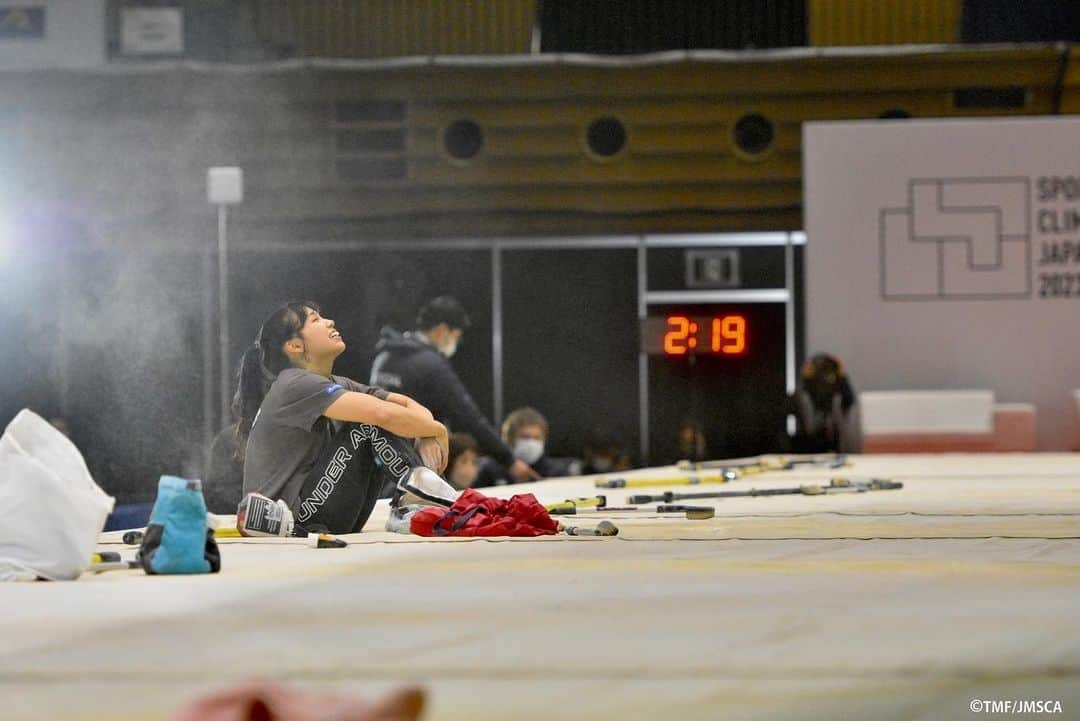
235, 301, 461, 534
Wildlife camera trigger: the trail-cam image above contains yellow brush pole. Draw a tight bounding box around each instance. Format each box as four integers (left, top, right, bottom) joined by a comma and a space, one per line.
595, 474, 734, 489
544, 496, 607, 512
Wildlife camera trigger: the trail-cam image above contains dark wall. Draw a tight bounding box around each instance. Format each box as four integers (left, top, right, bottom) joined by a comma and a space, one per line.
502, 248, 641, 460
962, 0, 1080, 42
540, 0, 806, 53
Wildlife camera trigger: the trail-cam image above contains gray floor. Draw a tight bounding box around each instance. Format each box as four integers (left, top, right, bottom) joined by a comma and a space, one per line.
3, 454, 1078, 720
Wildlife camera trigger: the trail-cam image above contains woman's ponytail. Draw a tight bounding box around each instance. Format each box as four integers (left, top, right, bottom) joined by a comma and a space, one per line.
233, 343, 269, 459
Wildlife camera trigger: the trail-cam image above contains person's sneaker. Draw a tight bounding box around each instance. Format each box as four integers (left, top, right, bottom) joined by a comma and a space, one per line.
394, 466, 460, 509
236, 492, 295, 537
385, 504, 424, 534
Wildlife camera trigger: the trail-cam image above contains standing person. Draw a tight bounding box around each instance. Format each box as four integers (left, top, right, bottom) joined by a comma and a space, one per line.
370, 295, 539, 484
236, 301, 460, 535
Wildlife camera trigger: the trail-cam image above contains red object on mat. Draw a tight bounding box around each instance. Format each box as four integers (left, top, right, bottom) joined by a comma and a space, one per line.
171, 681, 425, 721
410, 488, 559, 537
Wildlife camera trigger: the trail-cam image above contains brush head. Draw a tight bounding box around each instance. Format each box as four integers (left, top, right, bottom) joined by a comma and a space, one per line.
596, 520, 618, 537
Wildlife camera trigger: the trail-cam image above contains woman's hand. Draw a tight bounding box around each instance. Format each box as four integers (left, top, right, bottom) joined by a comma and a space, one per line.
435, 423, 450, 469
416, 438, 446, 473
417, 424, 449, 473
508, 459, 542, 483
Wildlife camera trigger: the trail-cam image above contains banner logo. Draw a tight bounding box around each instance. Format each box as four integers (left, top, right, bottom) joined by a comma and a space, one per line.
880, 178, 1031, 300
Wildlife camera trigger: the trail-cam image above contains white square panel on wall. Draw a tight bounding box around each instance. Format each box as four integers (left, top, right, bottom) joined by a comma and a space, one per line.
804, 116, 1080, 450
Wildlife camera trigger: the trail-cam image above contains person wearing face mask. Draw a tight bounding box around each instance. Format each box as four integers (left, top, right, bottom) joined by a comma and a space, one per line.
581, 426, 633, 476
371, 296, 539, 485
474, 407, 577, 487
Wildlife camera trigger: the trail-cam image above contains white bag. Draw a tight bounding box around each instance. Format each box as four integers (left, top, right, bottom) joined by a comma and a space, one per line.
0, 409, 115, 581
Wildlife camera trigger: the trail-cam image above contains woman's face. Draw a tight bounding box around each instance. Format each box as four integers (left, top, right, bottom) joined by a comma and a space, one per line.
298, 307, 346, 358
449, 450, 478, 488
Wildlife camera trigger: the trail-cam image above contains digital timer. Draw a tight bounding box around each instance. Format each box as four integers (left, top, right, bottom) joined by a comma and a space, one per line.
640, 314, 749, 357
644, 300, 787, 462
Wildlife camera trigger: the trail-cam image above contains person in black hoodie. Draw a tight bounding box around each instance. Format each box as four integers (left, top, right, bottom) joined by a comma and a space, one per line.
370, 296, 540, 484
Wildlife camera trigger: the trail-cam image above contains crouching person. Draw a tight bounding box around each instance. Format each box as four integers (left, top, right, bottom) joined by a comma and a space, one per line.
235, 301, 460, 535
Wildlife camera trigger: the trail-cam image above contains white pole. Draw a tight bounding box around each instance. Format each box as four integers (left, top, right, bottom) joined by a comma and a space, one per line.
207, 166, 243, 438
785, 231, 796, 436
202, 241, 215, 456
218, 203, 230, 426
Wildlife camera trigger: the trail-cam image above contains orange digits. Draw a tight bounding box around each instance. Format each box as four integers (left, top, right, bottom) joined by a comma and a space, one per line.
722, 315, 746, 354
712, 316, 747, 354
664, 316, 691, 356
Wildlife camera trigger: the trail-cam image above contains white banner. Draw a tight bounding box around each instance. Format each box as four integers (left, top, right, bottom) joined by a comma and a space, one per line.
804, 116, 1080, 450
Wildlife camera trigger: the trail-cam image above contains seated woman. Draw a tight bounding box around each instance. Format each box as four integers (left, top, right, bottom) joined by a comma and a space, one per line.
235, 301, 460, 534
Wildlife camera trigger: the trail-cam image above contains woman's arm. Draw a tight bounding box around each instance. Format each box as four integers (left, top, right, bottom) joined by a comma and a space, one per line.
380, 392, 448, 470
324, 391, 445, 440
383, 392, 435, 422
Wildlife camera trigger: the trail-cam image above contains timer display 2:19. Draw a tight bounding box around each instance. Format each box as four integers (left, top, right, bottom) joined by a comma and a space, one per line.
640, 314, 749, 357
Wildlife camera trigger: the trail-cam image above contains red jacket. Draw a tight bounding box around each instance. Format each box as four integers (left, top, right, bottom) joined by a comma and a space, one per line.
411, 488, 558, 537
